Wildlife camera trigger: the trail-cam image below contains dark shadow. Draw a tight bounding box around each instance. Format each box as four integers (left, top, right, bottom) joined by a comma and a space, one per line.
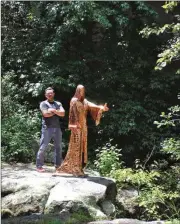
86, 176, 114, 185
86, 176, 117, 202
52, 174, 87, 178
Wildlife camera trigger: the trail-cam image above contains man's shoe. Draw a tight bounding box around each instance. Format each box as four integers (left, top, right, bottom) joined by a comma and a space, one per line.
55, 165, 61, 170
36, 167, 45, 172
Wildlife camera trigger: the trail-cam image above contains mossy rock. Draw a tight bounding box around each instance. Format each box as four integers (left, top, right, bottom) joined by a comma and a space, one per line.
1, 209, 14, 218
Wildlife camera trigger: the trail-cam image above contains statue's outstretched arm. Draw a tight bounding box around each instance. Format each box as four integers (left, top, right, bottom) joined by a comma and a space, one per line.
87, 101, 109, 125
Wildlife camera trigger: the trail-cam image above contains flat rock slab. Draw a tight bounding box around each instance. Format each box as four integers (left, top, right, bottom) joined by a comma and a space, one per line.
88, 219, 165, 224
1, 163, 116, 220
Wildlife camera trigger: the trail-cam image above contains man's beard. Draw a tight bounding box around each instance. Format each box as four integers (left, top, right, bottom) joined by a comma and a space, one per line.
80, 95, 85, 102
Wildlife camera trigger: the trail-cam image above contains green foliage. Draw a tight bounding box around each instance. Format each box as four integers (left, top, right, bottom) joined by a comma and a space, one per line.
154, 105, 180, 160
1, 109, 40, 162
162, 1, 178, 13
1, 1, 180, 164
140, 4, 180, 215
140, 2, 180, 72
1, 1, 180, 222
112, 165, 180, 220
166, 220, 180, 224
112, 167, 160, 191
1, 74, 41, 162
7, 212, 93, 224
111, 99, 180, 220
154, 105, 180, 128
65, 212, 93, 224
37, 219, 61, 224
137, 102, 180, 220
161, 138, 180, 160
94, 140, 123, 176
139, 186, 180, 220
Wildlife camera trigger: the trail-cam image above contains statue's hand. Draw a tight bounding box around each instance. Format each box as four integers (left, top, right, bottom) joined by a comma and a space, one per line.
70, 127, 78, 134
77, 122, 81, 129
103, 103, 109, 111
69, 125, 78, 134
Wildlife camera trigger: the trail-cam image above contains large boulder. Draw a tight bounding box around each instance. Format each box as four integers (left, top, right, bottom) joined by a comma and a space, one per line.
1, 163, 59, 218
1, 163, 116, 222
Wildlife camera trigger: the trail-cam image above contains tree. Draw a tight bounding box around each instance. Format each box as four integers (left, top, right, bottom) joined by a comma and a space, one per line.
140, 1, 180, 160
1, 1, 179, 163
140, 1, 180, 74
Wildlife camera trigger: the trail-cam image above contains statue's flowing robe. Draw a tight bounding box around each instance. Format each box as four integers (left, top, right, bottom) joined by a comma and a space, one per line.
56, 97, 103, 176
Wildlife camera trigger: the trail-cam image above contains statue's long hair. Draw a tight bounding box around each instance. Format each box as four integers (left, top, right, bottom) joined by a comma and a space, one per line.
73, 85, 85, 102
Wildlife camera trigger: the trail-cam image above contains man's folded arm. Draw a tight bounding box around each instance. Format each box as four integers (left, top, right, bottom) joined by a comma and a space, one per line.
54, 107, 65, 117
41, 110, 54, 117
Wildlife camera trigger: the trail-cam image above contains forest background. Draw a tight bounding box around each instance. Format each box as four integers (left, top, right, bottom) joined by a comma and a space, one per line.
1, 1, 180, 221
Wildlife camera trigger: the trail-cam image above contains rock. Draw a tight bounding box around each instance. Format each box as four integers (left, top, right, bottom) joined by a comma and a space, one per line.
112, 219, 165, 224
88, 221, 114, 224
85, 169, 101, 177
88, 219, 165, 224
1, 164, 58, 218
100, 200, 116, 216
44, 175, 116, 219
116, 188, 138, 216
1, 162, 116, 221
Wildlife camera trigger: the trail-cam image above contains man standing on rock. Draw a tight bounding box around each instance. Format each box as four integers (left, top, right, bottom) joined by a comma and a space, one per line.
36, 87, 65, 172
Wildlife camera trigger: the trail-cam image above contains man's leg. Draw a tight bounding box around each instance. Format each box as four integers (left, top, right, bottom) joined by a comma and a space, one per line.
36, 128, 52, 168
53, 128, 63, 168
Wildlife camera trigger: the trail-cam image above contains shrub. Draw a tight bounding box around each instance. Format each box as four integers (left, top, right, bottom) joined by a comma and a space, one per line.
94, 140, 123, 176
1, 108, 40, 162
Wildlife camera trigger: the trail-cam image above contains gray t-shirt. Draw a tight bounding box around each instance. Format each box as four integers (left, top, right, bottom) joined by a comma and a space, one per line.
40, 100, 64, 128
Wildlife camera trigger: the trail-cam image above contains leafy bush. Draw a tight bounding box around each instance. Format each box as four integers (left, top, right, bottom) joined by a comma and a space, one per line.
1, 108, 40, 162
94, 140, 123, 176
139, 186, 180, 220
161, 138, 180, 160
1, 73, 41, 162
112, 166, 180, 220
112, 167, 160, 191
112, 1, 180, 220
166, 220, 180, 224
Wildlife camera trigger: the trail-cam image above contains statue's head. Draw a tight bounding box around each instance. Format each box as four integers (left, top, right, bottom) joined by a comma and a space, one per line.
74, 84, 85, 101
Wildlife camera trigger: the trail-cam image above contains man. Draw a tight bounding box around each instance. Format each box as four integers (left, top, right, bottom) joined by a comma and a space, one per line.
36, 87, 65, 172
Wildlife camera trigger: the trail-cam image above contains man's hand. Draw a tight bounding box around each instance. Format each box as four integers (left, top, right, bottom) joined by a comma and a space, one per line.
41, 109, 54, 117
48, 108, 56, 113
54, 109, 65, 117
